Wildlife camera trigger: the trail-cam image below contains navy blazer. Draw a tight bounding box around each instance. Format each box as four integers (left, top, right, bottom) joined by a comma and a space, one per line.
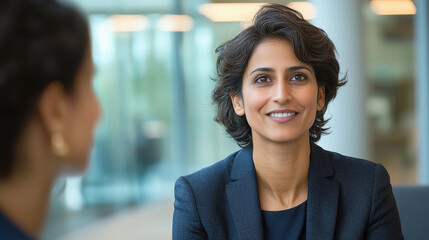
173, 144, 403, 240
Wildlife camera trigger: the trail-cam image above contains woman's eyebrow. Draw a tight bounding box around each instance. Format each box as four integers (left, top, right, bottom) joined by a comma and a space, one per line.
287, 65, 312, 73
249, 67, 274, 76
249, 65, 313, 76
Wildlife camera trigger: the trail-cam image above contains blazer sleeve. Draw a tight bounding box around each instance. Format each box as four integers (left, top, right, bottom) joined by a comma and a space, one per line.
173, 176, 207, 240
365, 164, 404, 240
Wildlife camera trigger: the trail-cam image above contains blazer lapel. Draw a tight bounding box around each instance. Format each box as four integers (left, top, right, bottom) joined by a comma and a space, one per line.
226, 147, 264, 240
306, 143, 340, 240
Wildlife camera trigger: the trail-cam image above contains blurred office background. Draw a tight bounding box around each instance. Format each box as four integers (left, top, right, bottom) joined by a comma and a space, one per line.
41, 0, 429, 239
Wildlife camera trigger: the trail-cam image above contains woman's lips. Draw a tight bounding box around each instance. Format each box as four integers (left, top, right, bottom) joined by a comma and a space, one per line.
267, 111, 298, 123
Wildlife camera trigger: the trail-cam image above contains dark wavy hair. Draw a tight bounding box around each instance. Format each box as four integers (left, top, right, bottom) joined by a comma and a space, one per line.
212, 4, 346, 147
0, 0, 89, 178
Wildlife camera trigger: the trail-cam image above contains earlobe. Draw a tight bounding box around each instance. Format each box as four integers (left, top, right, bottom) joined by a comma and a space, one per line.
317, 85, 325, 111
230, 92, 245, 116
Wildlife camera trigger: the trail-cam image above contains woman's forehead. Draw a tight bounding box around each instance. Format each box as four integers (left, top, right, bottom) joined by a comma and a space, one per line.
245, 38, 314, 74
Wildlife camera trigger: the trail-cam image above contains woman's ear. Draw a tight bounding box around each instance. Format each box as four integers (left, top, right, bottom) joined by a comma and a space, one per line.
317, 85, 325, 111
37, 82, 70, 135
230, 92, 245, 116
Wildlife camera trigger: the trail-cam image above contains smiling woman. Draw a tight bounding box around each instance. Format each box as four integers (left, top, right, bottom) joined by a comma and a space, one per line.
173, 3, 403, 240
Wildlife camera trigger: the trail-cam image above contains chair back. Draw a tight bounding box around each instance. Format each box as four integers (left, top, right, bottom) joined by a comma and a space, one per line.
392, 185, 429, 240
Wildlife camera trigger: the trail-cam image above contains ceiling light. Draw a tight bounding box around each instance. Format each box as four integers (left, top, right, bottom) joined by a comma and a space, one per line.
287, 2, 317, 20
198, 3, 265, 22
108, 15, 149, 32
157, 15, 194, 32
370, 0, 416, 15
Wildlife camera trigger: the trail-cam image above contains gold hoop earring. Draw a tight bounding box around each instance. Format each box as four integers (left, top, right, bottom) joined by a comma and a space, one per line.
51, 132, 69, 157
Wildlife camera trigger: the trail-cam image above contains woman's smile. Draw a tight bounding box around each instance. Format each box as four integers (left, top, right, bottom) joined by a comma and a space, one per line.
266, 109, 298, 123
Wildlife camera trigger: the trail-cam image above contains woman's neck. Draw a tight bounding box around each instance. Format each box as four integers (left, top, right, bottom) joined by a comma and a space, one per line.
0, 121, 57, 238
0, 169, 54, 238
253, 134, 311, 211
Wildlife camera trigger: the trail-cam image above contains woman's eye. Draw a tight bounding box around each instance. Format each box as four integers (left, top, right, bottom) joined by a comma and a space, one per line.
255, 76, 270, 84
291, 74, 307, 82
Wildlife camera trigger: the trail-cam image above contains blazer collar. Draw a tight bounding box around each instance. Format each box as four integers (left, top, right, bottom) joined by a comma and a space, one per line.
226, 146, 264, 240
230, 146, 254, 180
306, 143, 340, 240
309, 142, 335, 178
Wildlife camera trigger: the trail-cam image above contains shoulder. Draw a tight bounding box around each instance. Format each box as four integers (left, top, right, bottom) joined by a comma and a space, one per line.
312, 146, 402, 238
318, 146, 392, 196
328, 149, 375, 168
321, 147, 383, 177
173, 149, 241, 226
312, 144, 391, 189
175, 150, 238, 194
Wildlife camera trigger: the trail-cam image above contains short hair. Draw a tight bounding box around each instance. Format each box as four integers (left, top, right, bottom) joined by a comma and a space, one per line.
212, 3, 346, 147
0, 0, 89, 178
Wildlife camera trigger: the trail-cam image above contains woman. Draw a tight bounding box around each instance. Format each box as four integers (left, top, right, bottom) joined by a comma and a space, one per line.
0, 0, 100, 239
173, 4, 403, 240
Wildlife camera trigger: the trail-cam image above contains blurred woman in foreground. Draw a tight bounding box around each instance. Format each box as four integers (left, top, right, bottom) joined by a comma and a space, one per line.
0, 0, 101, 239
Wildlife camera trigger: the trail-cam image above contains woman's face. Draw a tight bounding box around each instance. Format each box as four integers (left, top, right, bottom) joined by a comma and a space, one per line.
231, 38, 325, 145
63, 45, 101, 171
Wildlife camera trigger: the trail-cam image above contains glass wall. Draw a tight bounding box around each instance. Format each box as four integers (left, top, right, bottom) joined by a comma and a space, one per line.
363, 1, 417, 184
79, 10, 243, 205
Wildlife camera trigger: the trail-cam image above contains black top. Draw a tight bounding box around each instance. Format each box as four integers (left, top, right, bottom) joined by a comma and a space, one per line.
261, 201, 307, 240
0, 210, 33, 240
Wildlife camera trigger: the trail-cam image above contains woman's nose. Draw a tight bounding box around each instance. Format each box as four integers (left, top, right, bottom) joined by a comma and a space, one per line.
273, 81, 292, 104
